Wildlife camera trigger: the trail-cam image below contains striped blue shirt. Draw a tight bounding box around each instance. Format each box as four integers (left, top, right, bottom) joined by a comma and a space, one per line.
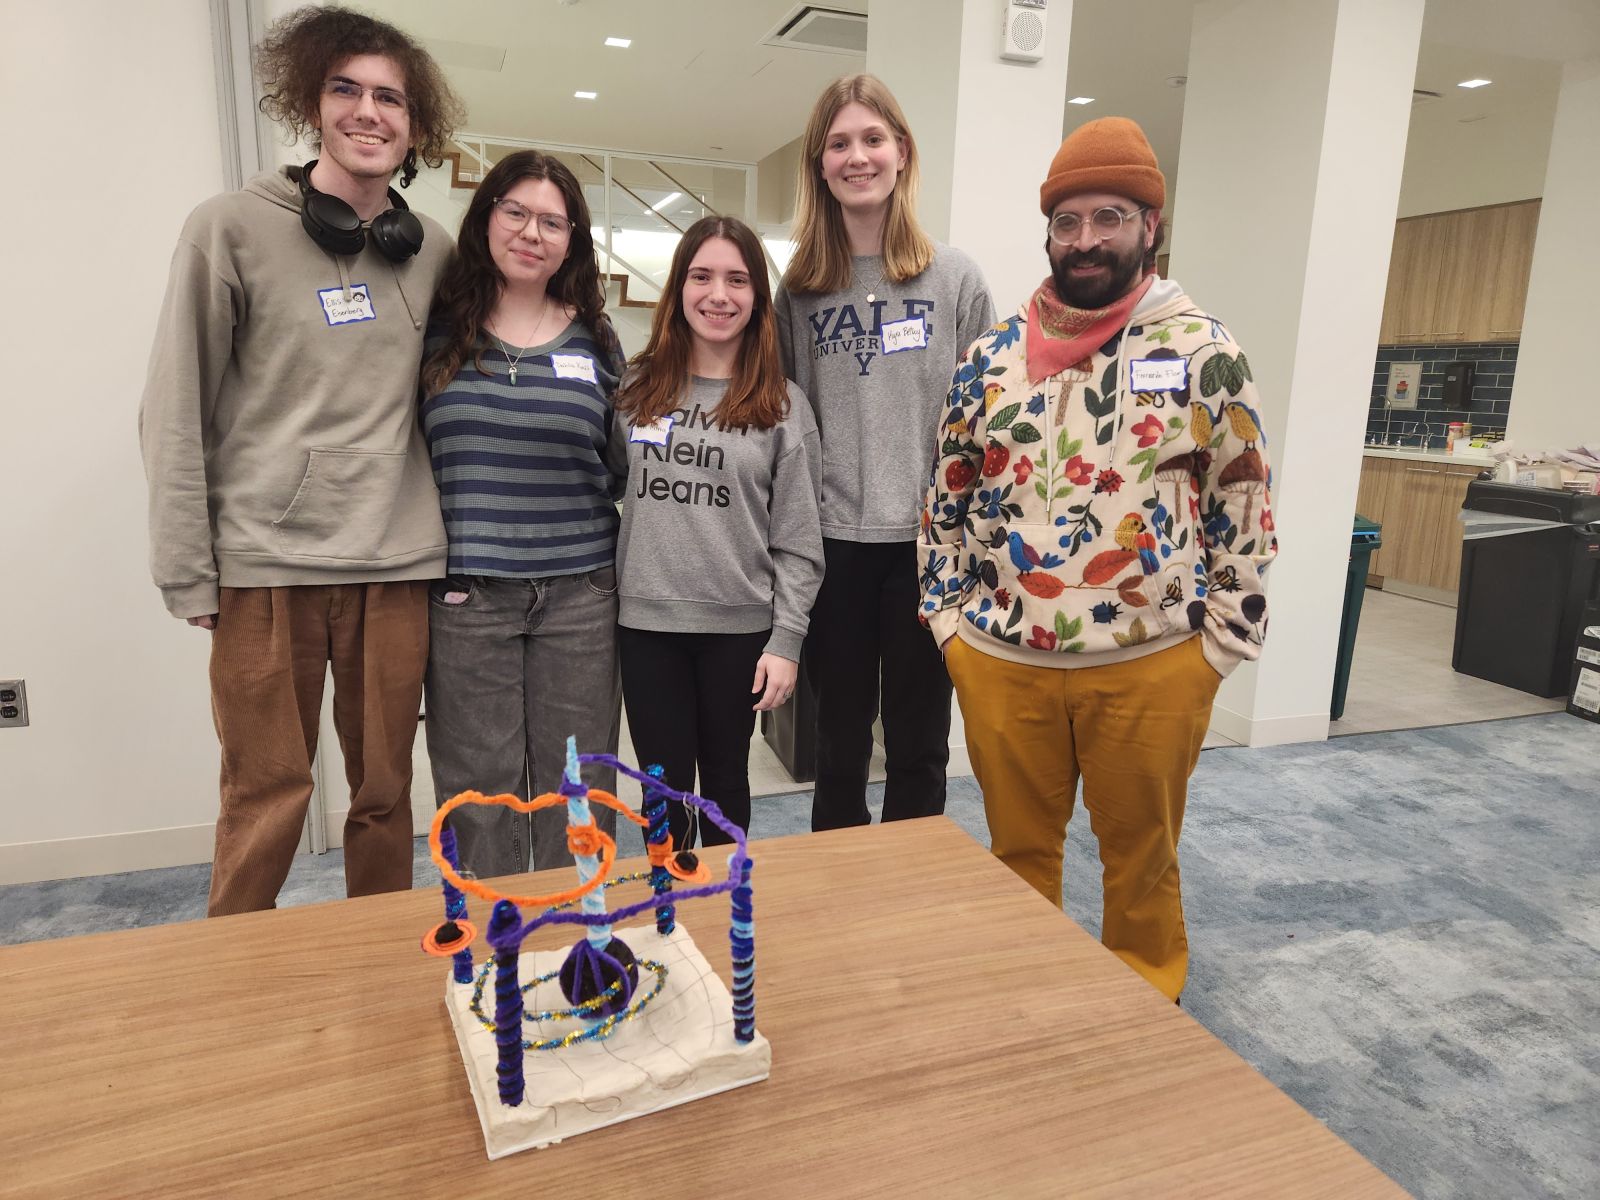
421, 321, 621, 578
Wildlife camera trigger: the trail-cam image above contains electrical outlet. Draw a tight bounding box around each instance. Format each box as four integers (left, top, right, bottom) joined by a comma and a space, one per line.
0, 679, 28, 728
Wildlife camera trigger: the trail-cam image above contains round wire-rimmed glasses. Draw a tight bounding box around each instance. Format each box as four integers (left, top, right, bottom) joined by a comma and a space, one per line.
1048, 205, 1148, 245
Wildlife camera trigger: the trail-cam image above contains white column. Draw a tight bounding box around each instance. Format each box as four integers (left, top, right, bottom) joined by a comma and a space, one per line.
1507, 59, 1600, 452
1170, 0, 1423, 746
868, 0, 1074, 311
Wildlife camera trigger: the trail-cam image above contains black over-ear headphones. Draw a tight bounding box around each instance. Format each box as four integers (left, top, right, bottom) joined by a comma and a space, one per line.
295, 160, 425, 261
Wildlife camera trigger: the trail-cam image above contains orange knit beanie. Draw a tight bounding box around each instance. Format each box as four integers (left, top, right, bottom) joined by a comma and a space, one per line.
1040, 117, 1166, 215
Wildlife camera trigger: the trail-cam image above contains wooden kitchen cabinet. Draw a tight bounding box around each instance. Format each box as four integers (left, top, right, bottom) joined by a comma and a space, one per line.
1378, 199, 1540, 344
1355, 456, 1484, 598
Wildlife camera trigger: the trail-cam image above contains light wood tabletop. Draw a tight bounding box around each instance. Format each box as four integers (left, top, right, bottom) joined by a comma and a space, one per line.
0, 818, 1403, 1199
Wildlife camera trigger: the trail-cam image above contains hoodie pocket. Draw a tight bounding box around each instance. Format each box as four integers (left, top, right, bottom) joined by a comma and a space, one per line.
273, 447, 410, 561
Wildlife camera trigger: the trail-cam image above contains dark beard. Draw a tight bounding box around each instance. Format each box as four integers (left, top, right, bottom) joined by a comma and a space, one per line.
1050, 239, 1146, 309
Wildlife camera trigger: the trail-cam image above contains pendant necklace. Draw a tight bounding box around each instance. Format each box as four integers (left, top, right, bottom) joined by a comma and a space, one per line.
857, 257, 887, 306
492, 295, 551, 385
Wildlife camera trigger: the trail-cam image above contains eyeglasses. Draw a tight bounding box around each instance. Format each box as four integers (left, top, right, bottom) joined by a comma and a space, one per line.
491, 199, 574, 240
322, 77, 410, 112
1048, 206, 1148, 245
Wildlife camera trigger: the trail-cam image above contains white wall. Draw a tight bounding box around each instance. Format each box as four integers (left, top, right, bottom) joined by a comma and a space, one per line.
0, 1, 228, 880
1507, 58, 1600, 452
1173, 0, 1423, 747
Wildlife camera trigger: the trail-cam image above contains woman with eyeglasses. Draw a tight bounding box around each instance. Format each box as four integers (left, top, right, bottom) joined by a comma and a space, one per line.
774, 75, 995, 833
608, 217, 823, 851
420, 150, 625, 878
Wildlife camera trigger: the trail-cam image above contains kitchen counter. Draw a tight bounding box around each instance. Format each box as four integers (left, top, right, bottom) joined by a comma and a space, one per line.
1362, 446, 1495, 467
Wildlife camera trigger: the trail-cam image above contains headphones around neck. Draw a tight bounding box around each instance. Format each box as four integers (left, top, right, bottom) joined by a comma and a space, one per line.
295, 160, 424, 261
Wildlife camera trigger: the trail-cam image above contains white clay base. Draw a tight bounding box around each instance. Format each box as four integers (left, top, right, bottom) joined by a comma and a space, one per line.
446, 921, 771, 1159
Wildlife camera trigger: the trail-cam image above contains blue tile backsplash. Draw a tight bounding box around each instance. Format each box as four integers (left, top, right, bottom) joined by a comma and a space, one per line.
1368, 342, 1516, 448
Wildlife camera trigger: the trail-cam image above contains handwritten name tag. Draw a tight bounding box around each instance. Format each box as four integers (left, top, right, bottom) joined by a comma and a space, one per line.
629, 416, 674, 446
552, 354, 597, 384
318, 284, 376, 326
1129, 357, 1189, 393
881, 316, 928, 354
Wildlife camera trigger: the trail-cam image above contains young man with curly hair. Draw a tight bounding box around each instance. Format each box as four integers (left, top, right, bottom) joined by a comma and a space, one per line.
139, 6, 464, 914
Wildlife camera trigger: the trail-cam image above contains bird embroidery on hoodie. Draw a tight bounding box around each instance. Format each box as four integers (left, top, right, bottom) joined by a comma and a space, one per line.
1080, 512, 1159, 586
1006, 531, 1067, 598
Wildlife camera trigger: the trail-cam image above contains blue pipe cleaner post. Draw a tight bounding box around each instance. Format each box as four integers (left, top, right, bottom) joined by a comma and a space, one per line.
438, 826, 475, 984
486, 898, 526, 1107
643, 764, 676, 935
730, 856, 756, 1043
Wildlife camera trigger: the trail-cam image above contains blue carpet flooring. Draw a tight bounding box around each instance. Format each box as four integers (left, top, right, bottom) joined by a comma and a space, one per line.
2, 711, 1597, 1197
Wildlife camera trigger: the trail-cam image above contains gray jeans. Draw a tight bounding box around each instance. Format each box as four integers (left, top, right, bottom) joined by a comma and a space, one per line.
424, 569, 621, 877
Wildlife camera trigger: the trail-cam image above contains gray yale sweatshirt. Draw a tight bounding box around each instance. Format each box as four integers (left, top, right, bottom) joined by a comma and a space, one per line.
608, 377, 824, 662
775, 245, 994, 542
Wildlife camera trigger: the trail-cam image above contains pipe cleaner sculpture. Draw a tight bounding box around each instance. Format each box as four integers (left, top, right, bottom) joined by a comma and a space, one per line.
419, 737, 770, 1158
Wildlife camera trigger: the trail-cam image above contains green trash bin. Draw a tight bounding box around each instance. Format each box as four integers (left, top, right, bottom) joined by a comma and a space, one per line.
1331, 514, 1383, 720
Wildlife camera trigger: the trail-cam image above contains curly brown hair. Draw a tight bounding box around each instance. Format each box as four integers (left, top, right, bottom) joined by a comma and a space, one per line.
254, 5, 463, 187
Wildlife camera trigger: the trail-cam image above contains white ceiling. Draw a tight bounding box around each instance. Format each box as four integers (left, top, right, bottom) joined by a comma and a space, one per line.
1061, 0, 1592, 223
366, 0, 867, 163
357, 0, 1595, 213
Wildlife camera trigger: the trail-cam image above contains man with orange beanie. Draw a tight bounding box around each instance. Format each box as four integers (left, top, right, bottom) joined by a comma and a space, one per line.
918, 117, 1277, 1000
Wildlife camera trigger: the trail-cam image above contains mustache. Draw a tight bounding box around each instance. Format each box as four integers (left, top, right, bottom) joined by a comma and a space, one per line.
1060, 249, 1113, 268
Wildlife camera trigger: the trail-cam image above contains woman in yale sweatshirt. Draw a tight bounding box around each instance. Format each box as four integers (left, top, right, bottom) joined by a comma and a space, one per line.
609, 217, 823, 849
775, 75, 995, 831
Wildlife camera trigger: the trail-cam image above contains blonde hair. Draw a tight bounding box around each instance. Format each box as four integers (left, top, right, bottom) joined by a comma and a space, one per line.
783, 74, 934, 295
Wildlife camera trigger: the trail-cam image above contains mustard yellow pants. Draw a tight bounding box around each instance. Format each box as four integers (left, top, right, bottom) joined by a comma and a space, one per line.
946, 634, 1221, 1000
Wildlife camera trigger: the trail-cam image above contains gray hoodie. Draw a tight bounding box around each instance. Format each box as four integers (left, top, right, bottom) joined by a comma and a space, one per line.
138, 166, 451, 618
608, 377, 824, 661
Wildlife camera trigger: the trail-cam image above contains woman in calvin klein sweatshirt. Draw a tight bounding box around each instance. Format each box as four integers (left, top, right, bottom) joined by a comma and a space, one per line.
609, 216, 823, 848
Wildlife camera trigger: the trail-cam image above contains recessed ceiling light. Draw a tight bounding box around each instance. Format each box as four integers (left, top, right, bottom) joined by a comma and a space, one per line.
1068, 96, 1095, 105
649, 191, 683, 213
604, 37, 631, 48
574, 90, 597, 100
1458, 78, 1491, 89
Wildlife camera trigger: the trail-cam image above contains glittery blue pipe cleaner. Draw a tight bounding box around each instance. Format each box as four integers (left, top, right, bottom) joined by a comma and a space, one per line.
438, 827, 475, 984
643, 766, 676, 936
730, 858, 756, 1043
487, 899, 526, 1107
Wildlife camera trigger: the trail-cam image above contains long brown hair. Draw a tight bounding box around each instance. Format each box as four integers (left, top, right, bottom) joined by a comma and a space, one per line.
422, 151, 620, 398
783, 74, 934, 295
254, 5, 463, 187
617, 217, 788, 433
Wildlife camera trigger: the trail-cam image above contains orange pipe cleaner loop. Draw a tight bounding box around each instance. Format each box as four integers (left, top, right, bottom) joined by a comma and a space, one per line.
429, 791, 624, 907
567, 822, 606, 857
645, 835, 677, 867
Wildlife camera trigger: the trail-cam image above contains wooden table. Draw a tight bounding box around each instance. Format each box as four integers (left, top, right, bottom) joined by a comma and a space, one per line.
0, 819, 1402, 1198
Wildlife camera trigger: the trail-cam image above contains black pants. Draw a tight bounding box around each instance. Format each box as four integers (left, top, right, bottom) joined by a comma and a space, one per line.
619, 626, 767, 849
806, 538, 951, 830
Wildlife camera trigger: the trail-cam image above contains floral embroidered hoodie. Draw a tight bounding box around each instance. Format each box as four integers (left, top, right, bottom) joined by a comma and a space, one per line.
918, 277, 1276, 676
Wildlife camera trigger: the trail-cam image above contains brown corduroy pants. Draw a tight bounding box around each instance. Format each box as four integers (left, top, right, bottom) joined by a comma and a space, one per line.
206, 582, 428, 916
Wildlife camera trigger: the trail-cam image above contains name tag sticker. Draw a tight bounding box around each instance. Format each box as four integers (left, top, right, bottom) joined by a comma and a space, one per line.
318, 284, 376, 326
881, 316, 928, 354
1130, 357, 1189, 393
552, 354, 598, 383
630, 415, 674, 446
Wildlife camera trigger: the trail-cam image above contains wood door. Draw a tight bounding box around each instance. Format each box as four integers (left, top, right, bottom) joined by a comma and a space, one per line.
1486, 199, 1540, 340
1381, 462, 1450, 586
1450, 206, 1508, 343
1425, 209, 1475, 343
1428, 467, 1484, 592
1355, 457, 1400, 580
1382, 218, 1446, 343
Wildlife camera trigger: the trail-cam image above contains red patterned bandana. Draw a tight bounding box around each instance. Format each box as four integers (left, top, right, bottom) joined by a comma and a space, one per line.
1026, 274, 1152, 385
